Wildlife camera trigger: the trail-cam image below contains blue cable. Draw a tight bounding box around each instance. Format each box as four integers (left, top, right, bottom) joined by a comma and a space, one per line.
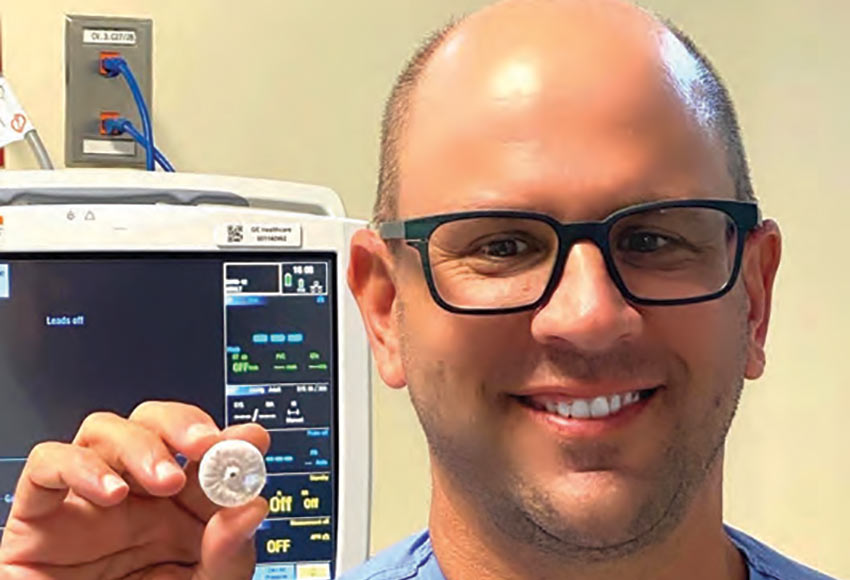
104, 117, 175, 172
102, 57, 155, 171
122, 121, 175, 172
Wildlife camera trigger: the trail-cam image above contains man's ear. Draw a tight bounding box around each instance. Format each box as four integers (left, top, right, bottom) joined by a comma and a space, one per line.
741, 218, 782, 380
347, 228, 407, 389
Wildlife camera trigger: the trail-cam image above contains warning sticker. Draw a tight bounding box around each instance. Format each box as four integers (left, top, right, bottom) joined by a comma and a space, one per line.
0, 76, 34, 147
10, 114, 26, 133
215, 223, 302, 248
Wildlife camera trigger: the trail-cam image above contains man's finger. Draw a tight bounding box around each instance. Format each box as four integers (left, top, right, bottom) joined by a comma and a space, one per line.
72, 411, 185, 497
196, 496, 269, 580
6, 442, 128, 521
128, 401, 222, 462
221, 422, 271, 455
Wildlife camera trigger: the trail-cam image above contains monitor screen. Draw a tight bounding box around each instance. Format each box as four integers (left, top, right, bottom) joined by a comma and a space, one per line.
0, 252, 338, 579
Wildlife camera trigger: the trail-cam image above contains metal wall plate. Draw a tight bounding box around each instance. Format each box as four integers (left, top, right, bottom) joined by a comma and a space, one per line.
65, 15, 152, 168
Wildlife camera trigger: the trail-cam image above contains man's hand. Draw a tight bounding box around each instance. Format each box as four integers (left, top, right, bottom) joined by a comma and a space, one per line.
0, 401, 270, 579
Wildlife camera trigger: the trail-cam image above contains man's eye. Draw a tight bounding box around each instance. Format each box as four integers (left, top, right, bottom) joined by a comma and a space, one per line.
478, 238, 529, 258
618, 232, 673, 253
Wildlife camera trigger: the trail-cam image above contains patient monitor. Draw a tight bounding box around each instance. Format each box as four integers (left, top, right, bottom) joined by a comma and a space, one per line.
0, 170, 370, 579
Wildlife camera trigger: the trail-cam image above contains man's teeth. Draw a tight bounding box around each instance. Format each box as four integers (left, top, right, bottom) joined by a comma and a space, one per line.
541, 391, 644, 420
572, 400, 590, 419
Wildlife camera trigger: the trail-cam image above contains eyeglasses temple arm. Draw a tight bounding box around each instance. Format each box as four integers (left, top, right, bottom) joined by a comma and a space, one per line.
373, 220, 406, 240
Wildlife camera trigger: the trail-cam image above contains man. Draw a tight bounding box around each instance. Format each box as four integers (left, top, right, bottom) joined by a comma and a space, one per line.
0, 1, 832, 580
343, 0, 829, 579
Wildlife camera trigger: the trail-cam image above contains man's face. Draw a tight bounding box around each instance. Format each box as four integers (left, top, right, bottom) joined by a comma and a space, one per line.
355, 9, 778, 559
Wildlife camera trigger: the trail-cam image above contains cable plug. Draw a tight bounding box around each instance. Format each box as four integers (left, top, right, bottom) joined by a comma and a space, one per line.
99, 52, 125, 77
103, 116, 175, 172
100, 112, 122, 135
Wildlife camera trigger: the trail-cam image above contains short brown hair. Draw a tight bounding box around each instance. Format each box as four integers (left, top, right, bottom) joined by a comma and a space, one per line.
372, 16, 755, 223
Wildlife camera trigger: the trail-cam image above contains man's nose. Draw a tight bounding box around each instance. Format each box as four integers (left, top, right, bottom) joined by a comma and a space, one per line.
530, 241, 642, 352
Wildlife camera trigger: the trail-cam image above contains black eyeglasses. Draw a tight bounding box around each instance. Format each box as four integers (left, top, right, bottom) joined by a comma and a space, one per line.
377, 199, 760, 315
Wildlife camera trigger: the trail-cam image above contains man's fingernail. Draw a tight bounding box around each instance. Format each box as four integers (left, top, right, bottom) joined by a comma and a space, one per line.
155, 460, 183, 481
187, 423, 219, 442
102, 473, 128, 494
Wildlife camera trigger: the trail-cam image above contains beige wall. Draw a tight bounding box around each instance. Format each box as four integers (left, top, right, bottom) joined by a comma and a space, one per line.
0, 1, 847, 577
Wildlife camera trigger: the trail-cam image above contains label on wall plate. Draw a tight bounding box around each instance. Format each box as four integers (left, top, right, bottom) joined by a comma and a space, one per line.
83, 29, 137, 45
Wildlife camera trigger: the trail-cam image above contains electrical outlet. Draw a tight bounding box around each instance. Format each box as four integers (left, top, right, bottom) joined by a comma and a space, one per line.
65, 15, 152, 168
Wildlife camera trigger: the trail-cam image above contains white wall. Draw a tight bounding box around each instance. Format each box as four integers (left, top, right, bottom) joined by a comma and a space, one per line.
0, 1, 846, 577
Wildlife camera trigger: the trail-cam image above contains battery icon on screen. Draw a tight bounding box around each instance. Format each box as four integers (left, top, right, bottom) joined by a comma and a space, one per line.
0, 264, 9, 299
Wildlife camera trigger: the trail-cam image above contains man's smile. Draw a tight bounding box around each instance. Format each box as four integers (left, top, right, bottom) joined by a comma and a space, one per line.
512, 386, 662, 436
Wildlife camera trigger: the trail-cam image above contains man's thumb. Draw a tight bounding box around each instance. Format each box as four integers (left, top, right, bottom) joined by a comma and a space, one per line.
196, 497, 269, 580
